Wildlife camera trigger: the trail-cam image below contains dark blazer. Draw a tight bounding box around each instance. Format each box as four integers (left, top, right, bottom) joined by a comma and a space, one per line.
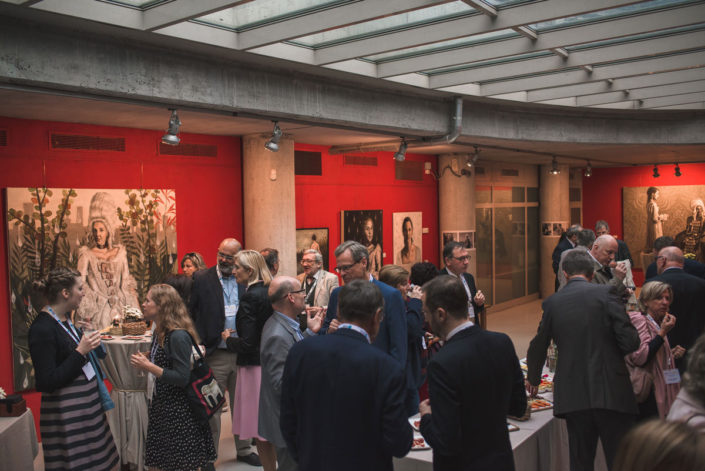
28, 311, 105, 393
280, 328, 413, 471
439, 268, 484, 320
527, 279, 639, 417
652, 268, 705, 371
224, 281, 273, 366
616, 239, 633, 266
405, 297, 425, 391
552, 236, 573, 274
321, 278, 407, 368
645, 258, 705, 280
420, 326, 526, 471
190, 266, 245, 355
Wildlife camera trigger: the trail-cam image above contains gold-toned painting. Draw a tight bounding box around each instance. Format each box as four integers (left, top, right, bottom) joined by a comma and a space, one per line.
6, 188, 177, 390
623, 185, 705, 268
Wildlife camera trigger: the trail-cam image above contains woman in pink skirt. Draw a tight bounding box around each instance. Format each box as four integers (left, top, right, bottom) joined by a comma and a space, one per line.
221, 250, 276, 470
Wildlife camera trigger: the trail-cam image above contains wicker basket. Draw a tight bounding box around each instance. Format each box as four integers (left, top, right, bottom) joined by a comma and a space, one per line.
109, 325, 123, 336
122, 321, 147, 335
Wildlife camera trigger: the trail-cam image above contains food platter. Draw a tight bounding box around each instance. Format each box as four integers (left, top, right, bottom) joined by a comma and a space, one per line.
411, 435, 430, 450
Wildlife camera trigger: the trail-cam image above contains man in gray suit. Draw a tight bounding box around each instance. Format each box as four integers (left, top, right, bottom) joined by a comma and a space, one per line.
527, 250, 639, 470
259, 276, 324, 470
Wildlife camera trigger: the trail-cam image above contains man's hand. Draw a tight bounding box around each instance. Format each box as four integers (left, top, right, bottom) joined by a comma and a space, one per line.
613, 262, 627, 280
221, 329, 233, 342
407, 284, 423, 300
307, 307, 326, 333
525, 379, 538, 398
328, 318, 341, 334
419, 399, 432, 417
474, 290, 485, 306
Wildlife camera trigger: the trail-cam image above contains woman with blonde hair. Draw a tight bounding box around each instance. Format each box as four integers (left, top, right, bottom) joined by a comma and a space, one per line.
613, 419, 705, 471
130, 284, 216, 471
181, 252, 207, 277
626, 281, 685, 420
221, 250, 276, 470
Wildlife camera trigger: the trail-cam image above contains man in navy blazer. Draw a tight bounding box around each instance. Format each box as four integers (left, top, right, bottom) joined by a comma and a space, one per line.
189, 238, 258, 467
551, 224, 582, 292
439, 241, 486, 328
281, 280, 413, 471
419, 275, 526, 470
321, 241, 407, 369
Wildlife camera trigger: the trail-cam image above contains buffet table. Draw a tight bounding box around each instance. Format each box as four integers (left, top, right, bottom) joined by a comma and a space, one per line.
100, 335, 152, 471
0, 409, 39, 471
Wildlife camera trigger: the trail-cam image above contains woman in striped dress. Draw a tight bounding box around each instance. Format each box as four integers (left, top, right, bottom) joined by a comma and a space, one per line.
29, 267, 119, 471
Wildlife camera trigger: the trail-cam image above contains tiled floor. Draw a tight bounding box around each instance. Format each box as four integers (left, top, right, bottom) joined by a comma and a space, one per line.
33, 299, 545, 470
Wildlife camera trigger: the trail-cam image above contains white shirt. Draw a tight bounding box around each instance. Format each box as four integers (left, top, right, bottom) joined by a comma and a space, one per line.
446, 321, 473, 341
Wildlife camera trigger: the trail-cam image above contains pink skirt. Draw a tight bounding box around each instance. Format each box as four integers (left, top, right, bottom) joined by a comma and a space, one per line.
232, 365, 265, 441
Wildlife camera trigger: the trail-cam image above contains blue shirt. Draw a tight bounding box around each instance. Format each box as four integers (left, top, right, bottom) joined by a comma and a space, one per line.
218, 265, 239, 348
276, 311, 304, 341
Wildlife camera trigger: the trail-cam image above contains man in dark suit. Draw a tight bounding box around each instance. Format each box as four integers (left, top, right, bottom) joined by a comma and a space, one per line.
280, 280, 413, 471
418, 275, 526, 470
644, 236, 705, 280
552, 224, 582, 292
321, 241, 407, 368
595, 220, 633, 267
652, 246, 705, 372
527, 250, 639, 471
440, 241, 486, 328
259, 276, 324, 471
189, 238, 259, 467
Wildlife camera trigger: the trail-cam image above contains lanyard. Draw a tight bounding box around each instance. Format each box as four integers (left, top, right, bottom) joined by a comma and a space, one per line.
338, 323, 371, 343
149, 337, 160, 362
217, 265, 237, 305
46, 306, 81, 345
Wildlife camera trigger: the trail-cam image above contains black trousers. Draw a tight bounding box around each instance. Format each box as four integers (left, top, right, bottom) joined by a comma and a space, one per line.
564, 409, 635, 471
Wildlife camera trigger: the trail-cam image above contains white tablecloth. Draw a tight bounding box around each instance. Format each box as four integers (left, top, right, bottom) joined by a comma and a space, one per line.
0, 408, 38, 471
100, 335, 153, 471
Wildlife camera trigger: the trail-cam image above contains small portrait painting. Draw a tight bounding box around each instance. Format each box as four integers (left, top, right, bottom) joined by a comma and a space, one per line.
442, 231, 458, 246
553, 223, 564, 236
458, 231, 474, 249
542, 223, 552, 236
393, 212, 422, 268
341, 210, 383, 278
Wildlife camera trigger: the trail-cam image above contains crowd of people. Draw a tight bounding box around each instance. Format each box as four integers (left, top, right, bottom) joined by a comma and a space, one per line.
27, 224, 705, 471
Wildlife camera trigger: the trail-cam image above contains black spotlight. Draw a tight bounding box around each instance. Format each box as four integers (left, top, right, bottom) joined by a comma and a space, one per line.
549, 156, 560, 175
653, 165, 660, 178
584, 161, 592, 178
675, 163, 682, 177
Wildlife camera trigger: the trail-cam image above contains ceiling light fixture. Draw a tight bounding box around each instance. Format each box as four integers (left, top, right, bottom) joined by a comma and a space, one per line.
674, 163, 682, 177
394, 138, 407, 162
584, 161, 592, 178
264, 121, 282, 152
549, 156, 560, 175
653, 165, 660, 178
161, 109, 181, 146
466, 145, 480, 168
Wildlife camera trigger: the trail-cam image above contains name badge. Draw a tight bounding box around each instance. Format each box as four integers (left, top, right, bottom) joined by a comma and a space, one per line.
225, 304, 237, 318
663, 368, 681, 385
82, 362, 96, 381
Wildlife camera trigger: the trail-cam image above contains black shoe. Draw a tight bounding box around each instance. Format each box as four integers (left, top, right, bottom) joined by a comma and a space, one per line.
238, 453, 262, 467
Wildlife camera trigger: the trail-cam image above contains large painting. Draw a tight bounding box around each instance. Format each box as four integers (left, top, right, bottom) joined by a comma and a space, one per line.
295, 228, 329, 275
341, 210, 383, 278
623, 185, 705, 268
393, 212, 422, 268
6, 187, 177, 390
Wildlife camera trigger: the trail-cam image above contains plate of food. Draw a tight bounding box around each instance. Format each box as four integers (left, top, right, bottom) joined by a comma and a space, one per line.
408, 418, 421, 431
507, 423, 519, 432
529, 396, 553, 411
538, 378, 553, 393
411, 435, 430, 450
123, 335, 145, 340
100, 334, 113, 340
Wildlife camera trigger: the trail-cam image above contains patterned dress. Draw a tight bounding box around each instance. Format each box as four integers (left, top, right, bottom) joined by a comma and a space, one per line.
145, 334, 216, 471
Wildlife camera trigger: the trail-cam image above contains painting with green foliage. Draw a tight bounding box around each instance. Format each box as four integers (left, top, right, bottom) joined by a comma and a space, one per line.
6, 188, 177, 391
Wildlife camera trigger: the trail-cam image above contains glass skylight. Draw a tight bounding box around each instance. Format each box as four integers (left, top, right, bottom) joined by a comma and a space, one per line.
565, 23, 705, 52
290, 1, 477, 48
423, 50, 553, 76
101, 0, 168, 8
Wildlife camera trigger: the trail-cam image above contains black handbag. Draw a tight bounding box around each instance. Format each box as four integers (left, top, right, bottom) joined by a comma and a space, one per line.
178, 333, 226, 424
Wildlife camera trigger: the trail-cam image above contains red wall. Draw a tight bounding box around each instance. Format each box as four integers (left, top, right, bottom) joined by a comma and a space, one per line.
295, 143, 439, 271
583, 163, 705, 285
0, 116, 244, 434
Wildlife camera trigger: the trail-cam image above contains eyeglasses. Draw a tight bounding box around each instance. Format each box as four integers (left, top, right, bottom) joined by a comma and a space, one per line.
301, 258, 317, 265
452, 255, 470, 262
335, 263, 357, 273
656, 255, 665, 261
289, 288, 306, 295
217, 251, 235, 262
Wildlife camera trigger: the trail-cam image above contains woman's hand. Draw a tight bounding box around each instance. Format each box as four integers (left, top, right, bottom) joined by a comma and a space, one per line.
76, 330, 101, 355
130, 352, 152, 372
671, 345, 686, 360
659, 313, 676, 337
407, 285, 423, 300
221, 329, 233, 342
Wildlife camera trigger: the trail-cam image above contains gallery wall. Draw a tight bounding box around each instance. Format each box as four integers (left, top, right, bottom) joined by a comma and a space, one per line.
582, 162, 705, 285
0, 116, 244, 433
294, 143, 439, 271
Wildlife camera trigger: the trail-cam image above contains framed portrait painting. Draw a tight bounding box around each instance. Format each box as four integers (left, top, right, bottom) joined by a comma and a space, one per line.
393, 212, 422, 268
341, 210, 383, 277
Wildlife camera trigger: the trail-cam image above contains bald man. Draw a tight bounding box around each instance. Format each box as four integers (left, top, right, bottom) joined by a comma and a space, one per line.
190, 238, 259, 467
259, 276, 324, 470
653, 246, 705, 372
588, 235, 628, 299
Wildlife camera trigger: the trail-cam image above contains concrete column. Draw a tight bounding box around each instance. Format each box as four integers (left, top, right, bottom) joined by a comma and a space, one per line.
242, 134, 297, 277
539, 164, 570, 298
438, 154, 476, 274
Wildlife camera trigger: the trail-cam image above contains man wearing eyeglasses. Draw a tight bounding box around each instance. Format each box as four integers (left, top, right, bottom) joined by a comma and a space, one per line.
440, 241, 486, 329
320, 241, 407, 369
259, 276, 325, 471
190, 238, 260, 468
296, 249, 338, 309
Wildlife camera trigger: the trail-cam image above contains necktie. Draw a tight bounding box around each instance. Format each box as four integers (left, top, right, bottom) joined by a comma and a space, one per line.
601, 266, 613, 279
